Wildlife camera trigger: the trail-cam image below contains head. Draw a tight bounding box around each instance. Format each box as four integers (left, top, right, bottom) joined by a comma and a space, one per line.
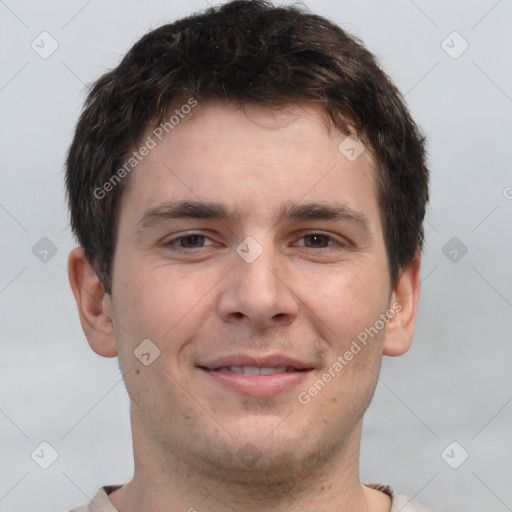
67, 0, 428, 487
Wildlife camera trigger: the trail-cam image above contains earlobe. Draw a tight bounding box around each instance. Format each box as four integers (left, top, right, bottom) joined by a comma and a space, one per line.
382, 252, 421, 357
67, 247, 118, 358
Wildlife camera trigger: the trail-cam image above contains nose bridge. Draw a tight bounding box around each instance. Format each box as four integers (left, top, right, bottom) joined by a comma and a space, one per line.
236, 236, 281, 304
217, 235, 298, 328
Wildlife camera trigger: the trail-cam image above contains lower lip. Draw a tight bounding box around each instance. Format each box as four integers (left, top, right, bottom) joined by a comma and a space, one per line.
200, 368, 312, 397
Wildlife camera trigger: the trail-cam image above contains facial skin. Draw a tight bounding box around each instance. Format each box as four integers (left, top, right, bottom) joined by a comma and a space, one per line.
69, 102, 421, 512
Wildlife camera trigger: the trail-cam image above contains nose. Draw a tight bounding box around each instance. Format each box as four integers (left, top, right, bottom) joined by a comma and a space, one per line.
216, 241, 299, 331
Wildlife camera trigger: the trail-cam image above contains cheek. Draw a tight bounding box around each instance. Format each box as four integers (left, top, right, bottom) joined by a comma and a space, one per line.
115, 263, 203, 337
112, 262, 224, 375
298, 260, 388, 341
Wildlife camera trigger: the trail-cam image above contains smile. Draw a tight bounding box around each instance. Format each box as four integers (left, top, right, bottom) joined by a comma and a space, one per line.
213, 366, 305, 375
199, 365, 313, 397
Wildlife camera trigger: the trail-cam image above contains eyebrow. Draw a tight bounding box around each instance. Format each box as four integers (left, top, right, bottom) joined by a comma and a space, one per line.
137, 199, 372, 237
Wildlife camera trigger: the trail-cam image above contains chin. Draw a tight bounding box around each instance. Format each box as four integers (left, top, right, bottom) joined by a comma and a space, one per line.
185, 419, 341, 486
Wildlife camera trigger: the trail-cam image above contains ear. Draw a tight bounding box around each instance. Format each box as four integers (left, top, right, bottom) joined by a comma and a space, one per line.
67, 247, 118, 357
383, 251, 421, 357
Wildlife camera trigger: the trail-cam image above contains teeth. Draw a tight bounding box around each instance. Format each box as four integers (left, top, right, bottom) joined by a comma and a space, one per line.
218, 366, 292, 375
259, 367, 278, 375
242, 366, 260, 376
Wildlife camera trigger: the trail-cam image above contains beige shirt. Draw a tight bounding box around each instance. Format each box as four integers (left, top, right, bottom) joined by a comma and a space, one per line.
70, 483, 437, 511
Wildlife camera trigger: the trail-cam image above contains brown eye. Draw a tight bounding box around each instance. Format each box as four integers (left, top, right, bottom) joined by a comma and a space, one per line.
303, 234, 331, 248
172, 235, 207, 248
179, 235, 205, 248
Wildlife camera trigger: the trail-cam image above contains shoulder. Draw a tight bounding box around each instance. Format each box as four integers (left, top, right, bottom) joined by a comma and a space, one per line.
366, 483, 438, 512
73, 483, 438, 512
69, 485, 121, 512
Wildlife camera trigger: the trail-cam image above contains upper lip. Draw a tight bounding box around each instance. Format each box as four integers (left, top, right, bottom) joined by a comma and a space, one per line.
198, 353, 314, 370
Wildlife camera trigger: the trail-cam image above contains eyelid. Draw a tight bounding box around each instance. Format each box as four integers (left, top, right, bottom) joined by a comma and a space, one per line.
165, 231, 218, 247
292, 231, 349, 249
162, 230, 349, 250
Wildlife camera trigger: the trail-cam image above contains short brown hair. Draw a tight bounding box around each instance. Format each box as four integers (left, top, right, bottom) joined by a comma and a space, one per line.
66, 0, 429, 294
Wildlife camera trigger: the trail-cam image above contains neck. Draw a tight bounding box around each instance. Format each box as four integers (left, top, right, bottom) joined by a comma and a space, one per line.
109, 409, 389, 512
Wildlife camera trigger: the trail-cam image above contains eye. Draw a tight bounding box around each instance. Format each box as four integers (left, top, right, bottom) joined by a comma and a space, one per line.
167, 233, 215, 249
295, 233, 342, 249
301, 234, 332, 248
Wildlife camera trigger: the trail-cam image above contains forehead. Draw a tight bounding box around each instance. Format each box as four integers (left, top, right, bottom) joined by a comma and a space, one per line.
118, 101, 379, 229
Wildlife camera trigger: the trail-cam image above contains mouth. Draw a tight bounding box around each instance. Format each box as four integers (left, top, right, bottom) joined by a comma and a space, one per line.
197, 354, 315, 397
208, 365, 309, 375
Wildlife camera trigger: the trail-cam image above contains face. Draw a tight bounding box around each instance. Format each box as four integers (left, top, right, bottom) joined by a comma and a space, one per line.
108, 102, 398, 482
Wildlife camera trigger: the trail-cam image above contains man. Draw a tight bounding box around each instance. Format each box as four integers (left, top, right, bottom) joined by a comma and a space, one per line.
66, 1, 433, 510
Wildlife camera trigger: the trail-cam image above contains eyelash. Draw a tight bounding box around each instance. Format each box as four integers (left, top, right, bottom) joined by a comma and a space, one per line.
165, 232, 346, 251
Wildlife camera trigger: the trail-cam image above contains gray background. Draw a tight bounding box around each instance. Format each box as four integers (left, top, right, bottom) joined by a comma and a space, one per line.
1, 1, 511, 511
